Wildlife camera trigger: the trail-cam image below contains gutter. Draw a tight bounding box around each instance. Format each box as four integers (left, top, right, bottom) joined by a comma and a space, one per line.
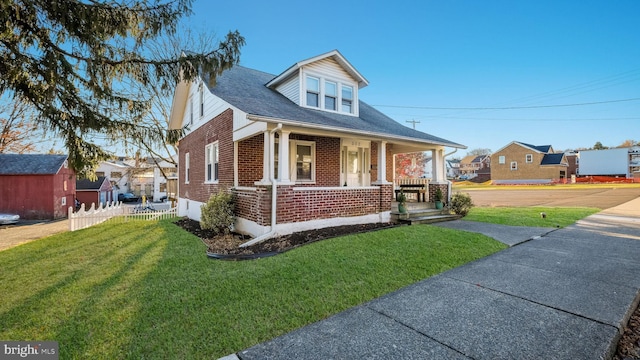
240, 123, 282, 247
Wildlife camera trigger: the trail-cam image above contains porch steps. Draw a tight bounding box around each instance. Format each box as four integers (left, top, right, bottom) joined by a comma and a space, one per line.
391, 205, 461, 225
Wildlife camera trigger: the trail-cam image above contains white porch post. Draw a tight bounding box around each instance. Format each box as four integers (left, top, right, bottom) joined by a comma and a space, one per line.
373, 141, 390, 184
278, 130, 291, 183
261, 131, 270, 183
431, 148, 446, 183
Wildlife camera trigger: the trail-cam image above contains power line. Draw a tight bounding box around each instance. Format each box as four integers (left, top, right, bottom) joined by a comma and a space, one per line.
372, 97, 640, 110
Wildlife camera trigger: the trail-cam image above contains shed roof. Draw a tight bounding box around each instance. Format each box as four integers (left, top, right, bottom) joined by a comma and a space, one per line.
76, 176, 109, 191
0, 154, 68, 175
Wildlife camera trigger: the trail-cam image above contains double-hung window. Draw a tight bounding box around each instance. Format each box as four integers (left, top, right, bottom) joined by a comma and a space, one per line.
205, 142, 219, 182
306, 76, 320, 108
498, 155, 505, 164
341, 85, 353, 113
199, 84, 204, 117
525, 154, 533, 163
293, 141, 315, 182
324, 81, 337, 110
510, 161, 518, 170
185, 152, 190, 184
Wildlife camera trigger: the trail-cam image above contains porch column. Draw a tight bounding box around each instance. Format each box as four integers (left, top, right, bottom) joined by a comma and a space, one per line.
373, 141, 390, 184
261, 131, 270, 183
431, 148, 445, 183
278, 130, 291, 183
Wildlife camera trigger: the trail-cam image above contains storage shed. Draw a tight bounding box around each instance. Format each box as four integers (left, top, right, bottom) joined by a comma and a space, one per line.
0, 154, 76, 220
76, 176, 113, 208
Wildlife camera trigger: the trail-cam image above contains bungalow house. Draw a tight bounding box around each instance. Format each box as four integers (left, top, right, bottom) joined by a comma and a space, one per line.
76, 176, 114, 208
491, 141, 568, 184
0, 154, 76, 219
168, 50, 465, 240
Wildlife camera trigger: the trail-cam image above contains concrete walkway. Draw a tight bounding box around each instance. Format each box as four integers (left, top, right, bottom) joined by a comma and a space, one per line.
227, 197, 640, 359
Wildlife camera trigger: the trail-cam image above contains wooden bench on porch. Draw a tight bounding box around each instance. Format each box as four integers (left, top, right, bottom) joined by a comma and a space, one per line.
394, 181, 428, 203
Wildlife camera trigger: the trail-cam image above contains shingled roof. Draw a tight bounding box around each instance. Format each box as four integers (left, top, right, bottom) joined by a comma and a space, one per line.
0, 154, 68, 175
541, 153, 565, 165
517, 142, 552, 153
76, 176, 108, 190
203, 65, 465, 148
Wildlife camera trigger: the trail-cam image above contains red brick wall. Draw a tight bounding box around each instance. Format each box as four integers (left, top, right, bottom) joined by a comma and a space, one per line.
237, 135, 264, 186
179, 109, 234, 202
429, 183, 449, 203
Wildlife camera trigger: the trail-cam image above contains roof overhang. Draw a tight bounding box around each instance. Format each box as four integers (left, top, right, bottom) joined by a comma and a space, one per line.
266, 50, 369, 89
246, 114, 466, 153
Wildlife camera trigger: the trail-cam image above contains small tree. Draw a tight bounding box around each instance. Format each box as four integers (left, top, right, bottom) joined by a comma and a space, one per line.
200, 191, 235, 235
450, 192, 474, 216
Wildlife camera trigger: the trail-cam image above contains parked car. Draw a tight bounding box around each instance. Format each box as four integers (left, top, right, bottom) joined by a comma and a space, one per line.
118, 192, 139, 203
0, 213, 20, 225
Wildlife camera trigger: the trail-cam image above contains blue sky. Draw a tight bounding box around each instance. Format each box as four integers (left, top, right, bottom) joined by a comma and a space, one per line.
185, 0, 640, 156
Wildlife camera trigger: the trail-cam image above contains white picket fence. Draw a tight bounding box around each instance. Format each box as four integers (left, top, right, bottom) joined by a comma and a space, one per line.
68, 202, 178, 231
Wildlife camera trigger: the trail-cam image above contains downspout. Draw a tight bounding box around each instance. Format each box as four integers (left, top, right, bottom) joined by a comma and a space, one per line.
240, 123, 282, 247
444, 148, 458, 203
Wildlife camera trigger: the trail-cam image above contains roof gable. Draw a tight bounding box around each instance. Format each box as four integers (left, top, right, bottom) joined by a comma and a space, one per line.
0, 154, 68, 175
266, 50, 368, 89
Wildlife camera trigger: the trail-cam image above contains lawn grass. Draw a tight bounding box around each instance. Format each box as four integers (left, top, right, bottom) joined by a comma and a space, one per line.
464, 206, 600, 227
0, 219, 506, 359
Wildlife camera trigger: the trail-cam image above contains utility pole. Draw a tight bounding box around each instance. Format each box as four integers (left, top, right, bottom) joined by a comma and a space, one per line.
406, 119, 420, 129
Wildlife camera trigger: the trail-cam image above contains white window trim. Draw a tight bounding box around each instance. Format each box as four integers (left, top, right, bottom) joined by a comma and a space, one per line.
199, 82, 204, 118
205, 141, 219, 184
302, 72, 358, 116
510, 161, 518, 170
498, 155, 505, 164
185, 152, 190, 184
189, 96, 194, 126
526, 154, 533, 163
290, 140, 316, 183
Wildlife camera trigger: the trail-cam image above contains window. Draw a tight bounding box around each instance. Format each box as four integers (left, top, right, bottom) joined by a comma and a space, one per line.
160, 183, 166, 192
306, 76, 319, 108
324, 81, 337, 110
111, 171, 122, 179
185, 152, 190, 184
342, 85, 353, 113
199, 83, 204, 117
510, 161, 518, 170
95, 171, 105, 177
499, 156, 505, 164
61, 197, 66, 206
291, 140, 315, 182
526, 154, 533, 163
189, 97, 194, 125
205, 142, 219, 182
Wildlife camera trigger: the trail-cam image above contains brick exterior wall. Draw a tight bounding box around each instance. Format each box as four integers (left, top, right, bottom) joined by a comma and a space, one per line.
491, 143, 567, 181
178, 109, 234, 202
428, 183, 449, 204
180, 110, 394, 229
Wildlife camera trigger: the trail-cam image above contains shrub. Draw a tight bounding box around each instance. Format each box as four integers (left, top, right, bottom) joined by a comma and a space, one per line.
450, 192, 474, 216
200, 191, 235, 235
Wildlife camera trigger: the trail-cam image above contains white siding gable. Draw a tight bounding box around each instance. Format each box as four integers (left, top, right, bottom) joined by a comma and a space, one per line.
272, 57, 360, 116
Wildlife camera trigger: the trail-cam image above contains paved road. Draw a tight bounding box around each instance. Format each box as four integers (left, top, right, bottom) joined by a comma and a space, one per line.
228, 196, 640, 359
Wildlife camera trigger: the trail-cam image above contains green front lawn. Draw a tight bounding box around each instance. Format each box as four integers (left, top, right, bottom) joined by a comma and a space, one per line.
0, 219, 506, 359
464, 207, 600, 227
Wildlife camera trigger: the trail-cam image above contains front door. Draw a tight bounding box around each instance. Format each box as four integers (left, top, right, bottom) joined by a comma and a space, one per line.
342, 139, 370, 187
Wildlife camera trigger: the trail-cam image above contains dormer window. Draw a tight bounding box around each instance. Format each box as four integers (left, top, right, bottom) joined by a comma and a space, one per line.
342, 85, 353, 113
325, 81, 337, 111
304, 74, 356, 115
306, 76, 320, 107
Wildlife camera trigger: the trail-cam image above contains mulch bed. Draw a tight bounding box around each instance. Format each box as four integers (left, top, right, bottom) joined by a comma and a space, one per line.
615, 304, 640, 359
173, 218, 397, 256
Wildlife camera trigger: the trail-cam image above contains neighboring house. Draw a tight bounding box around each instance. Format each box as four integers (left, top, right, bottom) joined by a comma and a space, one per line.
0, 154, 76, 219
578, 147, 640, 178
491, 141, 568, 184
168, 50, 465, 240
96, 157, 178, 202
459, 155, 490, 179
76, 176, 114, 208
422, 157, 459, 179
